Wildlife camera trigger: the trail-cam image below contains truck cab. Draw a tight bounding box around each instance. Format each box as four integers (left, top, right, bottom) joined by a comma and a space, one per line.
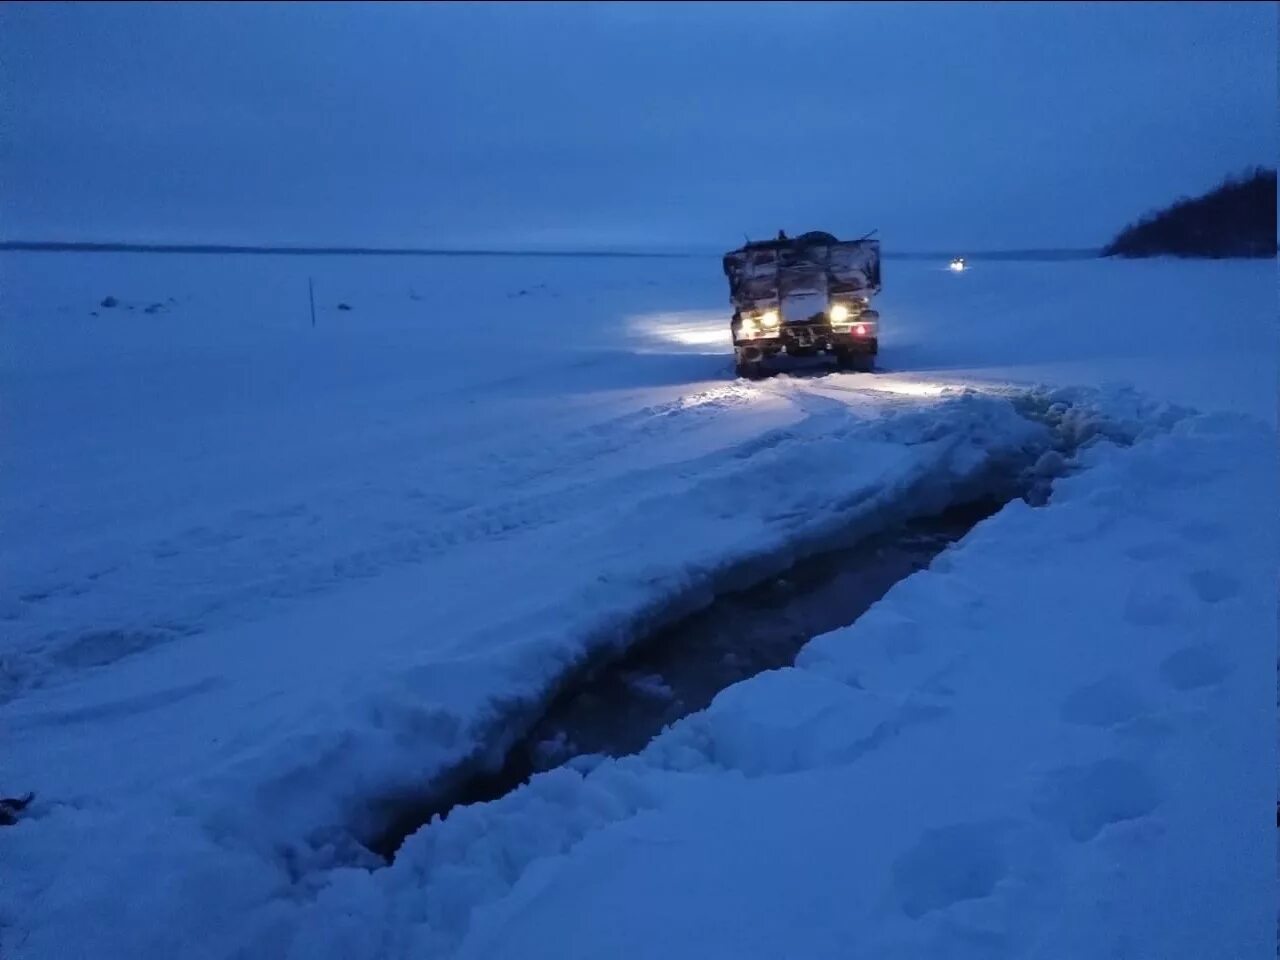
722, 230, 881, 378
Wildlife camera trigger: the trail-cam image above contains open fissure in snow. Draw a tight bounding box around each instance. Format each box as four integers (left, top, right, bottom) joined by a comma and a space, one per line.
370, 495, 1011, 859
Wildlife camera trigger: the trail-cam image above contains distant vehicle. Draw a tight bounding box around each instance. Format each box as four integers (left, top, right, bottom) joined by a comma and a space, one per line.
949, 256, 967, 272
722, 230, 881, 379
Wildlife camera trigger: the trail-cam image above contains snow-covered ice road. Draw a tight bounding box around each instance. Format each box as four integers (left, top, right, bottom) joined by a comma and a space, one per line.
0, 252, 1274, 958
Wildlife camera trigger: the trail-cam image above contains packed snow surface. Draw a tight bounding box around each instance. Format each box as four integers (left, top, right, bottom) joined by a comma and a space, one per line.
0, 252, 1274, 958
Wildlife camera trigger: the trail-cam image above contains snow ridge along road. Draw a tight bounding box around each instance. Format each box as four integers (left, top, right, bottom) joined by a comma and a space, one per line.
0, 252, 1273, 959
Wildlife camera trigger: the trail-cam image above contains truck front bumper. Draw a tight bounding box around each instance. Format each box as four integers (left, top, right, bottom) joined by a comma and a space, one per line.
735, 324, 877, 358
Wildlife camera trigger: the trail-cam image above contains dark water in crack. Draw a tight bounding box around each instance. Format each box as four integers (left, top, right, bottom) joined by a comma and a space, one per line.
371, 497, 1006, 860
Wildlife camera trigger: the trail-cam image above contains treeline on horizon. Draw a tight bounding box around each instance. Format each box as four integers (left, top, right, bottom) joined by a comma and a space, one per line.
1102, 167, 1277, 259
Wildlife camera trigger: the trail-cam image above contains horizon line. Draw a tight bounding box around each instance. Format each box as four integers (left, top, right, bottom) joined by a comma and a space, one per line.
0, 239, 1103, 260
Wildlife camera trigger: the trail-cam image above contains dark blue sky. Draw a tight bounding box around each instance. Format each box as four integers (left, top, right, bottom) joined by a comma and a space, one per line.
3, 2, 1274, 250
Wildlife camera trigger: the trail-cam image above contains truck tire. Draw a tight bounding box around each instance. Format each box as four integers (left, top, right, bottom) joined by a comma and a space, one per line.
736, 359, 765, 380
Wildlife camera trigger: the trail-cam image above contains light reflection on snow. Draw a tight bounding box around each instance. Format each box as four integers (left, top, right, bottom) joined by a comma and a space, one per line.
677, 384, 756, 408
858, 378, 948, 398
628, 309, 731, 352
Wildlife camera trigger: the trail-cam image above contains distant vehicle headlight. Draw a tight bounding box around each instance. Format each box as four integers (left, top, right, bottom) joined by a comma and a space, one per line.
829, 303, 850, 324
760, 309, 780, 329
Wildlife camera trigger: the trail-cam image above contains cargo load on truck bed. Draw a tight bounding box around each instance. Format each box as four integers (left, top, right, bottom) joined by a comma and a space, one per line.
722, 230, 882, 378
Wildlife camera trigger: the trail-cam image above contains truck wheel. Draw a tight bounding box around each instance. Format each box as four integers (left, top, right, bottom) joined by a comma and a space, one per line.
736, 359, 764, 380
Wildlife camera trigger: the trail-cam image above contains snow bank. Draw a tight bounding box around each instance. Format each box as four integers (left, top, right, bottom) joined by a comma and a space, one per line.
16, 393, 1264, 960
0, 383, 1049, 959
418, 412, 1271, 960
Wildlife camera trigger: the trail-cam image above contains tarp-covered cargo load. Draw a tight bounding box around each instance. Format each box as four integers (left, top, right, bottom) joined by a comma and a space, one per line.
722, 233, 881, 315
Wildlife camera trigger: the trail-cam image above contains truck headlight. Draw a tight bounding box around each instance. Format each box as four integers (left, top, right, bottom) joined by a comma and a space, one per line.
829, 303, 850, 324
760, 309, 779, 329
740, 320, 758, 340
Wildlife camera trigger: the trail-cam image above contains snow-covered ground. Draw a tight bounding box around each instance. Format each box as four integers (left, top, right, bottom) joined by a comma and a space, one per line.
0, 251, 1274, 958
